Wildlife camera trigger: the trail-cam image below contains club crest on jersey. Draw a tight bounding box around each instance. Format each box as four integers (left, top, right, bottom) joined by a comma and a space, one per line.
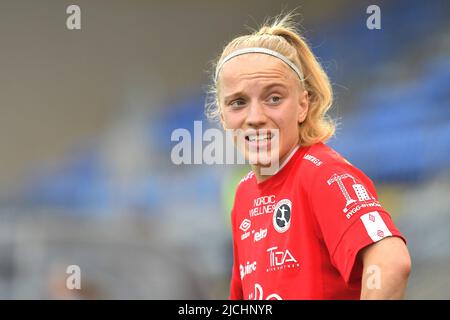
273, 199, 292, 233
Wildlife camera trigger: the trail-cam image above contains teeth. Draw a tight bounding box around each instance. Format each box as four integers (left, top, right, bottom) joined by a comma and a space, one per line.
248, 134, 271, 142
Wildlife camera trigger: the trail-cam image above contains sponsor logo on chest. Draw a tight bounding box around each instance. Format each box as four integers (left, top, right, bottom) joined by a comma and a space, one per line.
248, 283, 282, 300
249, 195, 276, 217
266, 246, 300, 272
253, 228, 267, 242
240, 261, 257, 280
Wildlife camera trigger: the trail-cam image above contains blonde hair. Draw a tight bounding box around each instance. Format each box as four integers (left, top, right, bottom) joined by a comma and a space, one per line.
205, 12, 335, 146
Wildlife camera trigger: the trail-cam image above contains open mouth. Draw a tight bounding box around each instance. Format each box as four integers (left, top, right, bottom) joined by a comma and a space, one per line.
245, 131, 274, 142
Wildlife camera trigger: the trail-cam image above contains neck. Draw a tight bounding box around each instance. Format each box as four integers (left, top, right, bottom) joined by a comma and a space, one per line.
252, 144, 300, 183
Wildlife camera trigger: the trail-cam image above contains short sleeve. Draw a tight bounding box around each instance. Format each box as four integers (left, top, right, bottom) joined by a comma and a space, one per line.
310, 161, 406, 284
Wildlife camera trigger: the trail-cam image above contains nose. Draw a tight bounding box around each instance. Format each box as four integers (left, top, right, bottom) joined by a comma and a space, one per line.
245, 101, 267, 128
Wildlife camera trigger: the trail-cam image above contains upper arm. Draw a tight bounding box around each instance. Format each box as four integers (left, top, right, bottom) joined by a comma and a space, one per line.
359, 236, 411, 270
358, 236, 412, 299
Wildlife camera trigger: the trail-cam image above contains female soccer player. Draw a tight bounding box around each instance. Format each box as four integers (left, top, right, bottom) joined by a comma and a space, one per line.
207, 13, 411, 299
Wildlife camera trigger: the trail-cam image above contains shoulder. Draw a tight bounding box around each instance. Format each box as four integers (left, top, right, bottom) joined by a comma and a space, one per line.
297, 143, 350, 177
228, 170, 255, 202
233, 170, 256, 197
238, 170, 255, 185
304, 142, 350, 166
296, 142, 371, 188
230, 170, 255, 224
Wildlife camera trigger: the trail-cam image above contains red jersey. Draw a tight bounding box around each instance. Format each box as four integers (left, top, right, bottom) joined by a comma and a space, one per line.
229, 142, 406, 300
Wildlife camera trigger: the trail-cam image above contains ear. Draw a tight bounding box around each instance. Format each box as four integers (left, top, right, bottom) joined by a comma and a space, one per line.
297, 90, 309, 123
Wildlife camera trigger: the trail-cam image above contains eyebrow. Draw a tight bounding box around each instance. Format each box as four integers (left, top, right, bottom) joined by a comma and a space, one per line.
223, 83, 288, 103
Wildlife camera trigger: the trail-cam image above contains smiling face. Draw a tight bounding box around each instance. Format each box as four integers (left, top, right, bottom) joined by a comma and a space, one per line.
218, 53, 309, 179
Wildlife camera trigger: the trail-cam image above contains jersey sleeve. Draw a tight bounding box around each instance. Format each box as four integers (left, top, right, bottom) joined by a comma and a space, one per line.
229, 206, 243, 300
309, 161, 406, 284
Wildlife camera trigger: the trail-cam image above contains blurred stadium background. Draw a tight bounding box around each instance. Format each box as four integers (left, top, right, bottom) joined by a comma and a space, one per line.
0, 0, 449, 299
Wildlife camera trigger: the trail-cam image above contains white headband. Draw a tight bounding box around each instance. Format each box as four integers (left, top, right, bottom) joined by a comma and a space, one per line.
214, 47, 304, 82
